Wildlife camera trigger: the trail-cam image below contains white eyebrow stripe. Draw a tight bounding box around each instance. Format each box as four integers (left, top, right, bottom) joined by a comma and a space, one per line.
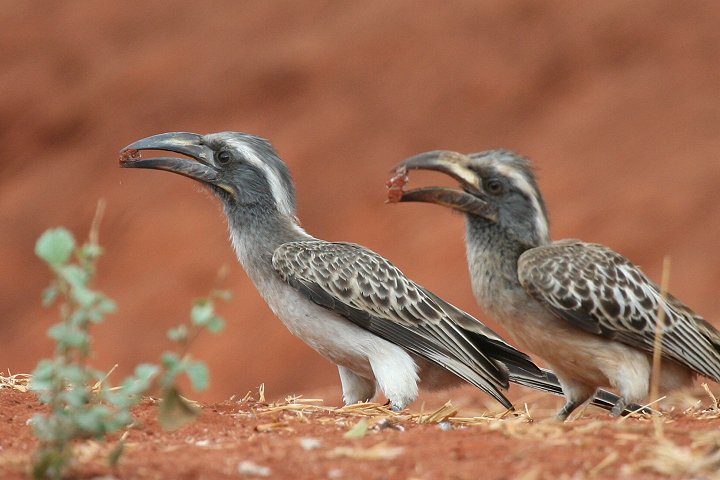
226, 139, 296, 218
493, 163, 549, 243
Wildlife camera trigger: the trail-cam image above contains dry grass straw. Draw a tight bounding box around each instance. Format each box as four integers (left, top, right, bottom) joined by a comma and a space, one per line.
3, 376, 718, 476
634, 428, 720, 479
89, 198, 106, 246
630, 257, 720, 478
648, 255, 671, 439
0, 371, 32, 392
237, 387, 529, 429
230, 363, 720, 477
91, 363, 119, 392
587, 450, 619, 477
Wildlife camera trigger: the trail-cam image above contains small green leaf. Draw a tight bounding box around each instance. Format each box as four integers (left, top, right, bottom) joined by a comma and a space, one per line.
73, 287, 96, 307
32, 359, 56, 380
114, 364, 158, 402
48, 324, 88, 349
134, 363, 160, 382
158, 386, 200, 431
87, 309, 105, 324
60, 264, 87, 284
59, 388, 90, 408
75, 406, 109, 434
160, 352, 182, 387
190, 299, 214, 326
185, 361, 209, 392
343, 418, 369, 439
41, 285, 59, 307
35, 228, 75, 265
97, 298, 117, 314
60, 364, 91, 385
68, 309, 92, 327
167, 325, 188, 343
31, 360, 57, 392
206, 316, 225, 334
97, 410, 132, 435
108, 410, 133, 430
161, 352, 180, 369
28, 413, 49, 436
105, 387, 133, 409
81, 243, 103, 259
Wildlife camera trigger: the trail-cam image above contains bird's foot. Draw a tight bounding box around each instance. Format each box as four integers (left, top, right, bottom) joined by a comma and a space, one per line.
383, 399, 406, 413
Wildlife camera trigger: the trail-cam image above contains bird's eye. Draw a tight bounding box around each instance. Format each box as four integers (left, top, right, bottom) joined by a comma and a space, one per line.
485, 178, 504, 195
217, 151, 232, 164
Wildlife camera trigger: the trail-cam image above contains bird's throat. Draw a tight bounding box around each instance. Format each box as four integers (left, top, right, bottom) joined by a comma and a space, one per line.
224, 203, 312, 279
464, 216, 529, 319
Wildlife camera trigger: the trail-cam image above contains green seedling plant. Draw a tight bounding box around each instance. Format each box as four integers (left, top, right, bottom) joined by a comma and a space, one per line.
30, 209, 228, 479
158, 288, 229, 431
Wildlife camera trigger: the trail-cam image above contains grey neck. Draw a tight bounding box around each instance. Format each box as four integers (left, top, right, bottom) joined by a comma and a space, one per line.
464, 216, 530, 312
224, 202, 314, 282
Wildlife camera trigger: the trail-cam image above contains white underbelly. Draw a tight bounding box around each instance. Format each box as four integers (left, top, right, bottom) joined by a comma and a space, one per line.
496, 307, 693, 400
254, 276, 393, 379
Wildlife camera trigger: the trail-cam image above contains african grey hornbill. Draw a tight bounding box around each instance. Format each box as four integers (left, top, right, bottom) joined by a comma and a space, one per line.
119, 131, 631, 413
391, 149, 720, 419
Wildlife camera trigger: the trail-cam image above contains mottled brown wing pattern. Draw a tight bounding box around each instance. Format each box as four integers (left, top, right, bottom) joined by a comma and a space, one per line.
273, 241, 441, 324
518, 240, 720, 380
272, 240, 521, 400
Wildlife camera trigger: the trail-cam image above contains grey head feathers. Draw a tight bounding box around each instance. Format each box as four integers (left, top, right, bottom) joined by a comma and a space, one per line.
468, 150, 550, 247
203, 132, 298, 218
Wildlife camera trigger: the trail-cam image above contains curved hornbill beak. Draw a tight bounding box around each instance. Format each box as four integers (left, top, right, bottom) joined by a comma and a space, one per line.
119, 131, 235, 197
389, 150, 494, 219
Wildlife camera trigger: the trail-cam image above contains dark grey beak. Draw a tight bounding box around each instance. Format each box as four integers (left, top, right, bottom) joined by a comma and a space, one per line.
389, 150, 494, 219
398, 150, 479, 188
119, 132, 235, 197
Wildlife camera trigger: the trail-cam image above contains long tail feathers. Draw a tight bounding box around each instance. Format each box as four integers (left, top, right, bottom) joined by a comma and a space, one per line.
507, 365, 653, 416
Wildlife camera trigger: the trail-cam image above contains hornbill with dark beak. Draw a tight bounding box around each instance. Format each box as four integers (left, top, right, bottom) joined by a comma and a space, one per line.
391, 149, 720, 419
120, 132, 638, 414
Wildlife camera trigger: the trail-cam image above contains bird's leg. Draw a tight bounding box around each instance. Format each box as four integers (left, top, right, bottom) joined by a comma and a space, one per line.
606, 359, 651, 416
556, 400, 583, 421
554, 373, 595, 421
611, 397, 628, 417
368, 348, 419, 411
338, 366, 376, 405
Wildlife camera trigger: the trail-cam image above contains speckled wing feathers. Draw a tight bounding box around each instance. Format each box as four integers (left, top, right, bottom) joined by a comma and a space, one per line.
518, 240, 720, 381
272, 241, 540, 407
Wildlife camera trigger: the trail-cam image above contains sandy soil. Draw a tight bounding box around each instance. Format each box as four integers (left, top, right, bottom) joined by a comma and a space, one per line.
2, 385, 720, 480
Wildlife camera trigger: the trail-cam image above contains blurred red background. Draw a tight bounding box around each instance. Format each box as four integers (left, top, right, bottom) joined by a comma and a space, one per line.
1, 1, 719, 404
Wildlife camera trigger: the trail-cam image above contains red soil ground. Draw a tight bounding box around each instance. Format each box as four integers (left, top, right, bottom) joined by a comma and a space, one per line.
3, 385, 720, 479
1, 1, 720, 477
